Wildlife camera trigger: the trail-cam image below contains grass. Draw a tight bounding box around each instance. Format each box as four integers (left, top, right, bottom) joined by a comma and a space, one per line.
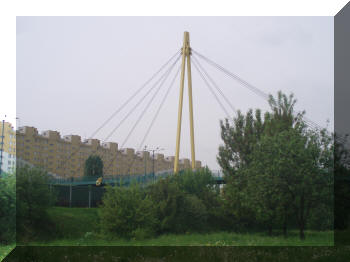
0, 244, 15, 262
47, 206, 99, 239
25, 207, 334, 246
28, 230, 334, 246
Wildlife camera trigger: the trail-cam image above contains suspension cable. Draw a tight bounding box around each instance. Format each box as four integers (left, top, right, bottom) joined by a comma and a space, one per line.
193, 49, 270, 100
119, 56, 180, 149
125, 64, 181, 175
104, 55, 181, 143
91, 49, 181, 139
192, 55, 237, 115
58, 51, 181, 177
192, 49, 336, 139
192, 57, 231, 119
76, 55, 180, 177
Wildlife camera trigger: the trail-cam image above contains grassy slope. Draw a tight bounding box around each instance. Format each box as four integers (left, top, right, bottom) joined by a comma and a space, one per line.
25, 207, 333, 246
0, 245, 15, 262
47, 207, 99, 239
30, 230, 334, 246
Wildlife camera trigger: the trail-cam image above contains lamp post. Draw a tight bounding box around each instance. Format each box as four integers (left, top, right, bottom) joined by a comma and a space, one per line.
143, 145, 147, 176
144, 146, 164, 183
151, 147, 164, 179
0, 115, 6, 176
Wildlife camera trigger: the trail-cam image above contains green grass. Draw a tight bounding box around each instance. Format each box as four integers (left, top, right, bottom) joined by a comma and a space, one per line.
47, 206, 99, 239
28, 230, 333, 246
0, 244, 15, 261
26, 207, 333, 246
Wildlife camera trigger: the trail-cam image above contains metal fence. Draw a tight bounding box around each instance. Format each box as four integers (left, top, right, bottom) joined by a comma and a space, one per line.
50, 171, 171, 208
49, 169, 225, 208
53, 184, 105, 208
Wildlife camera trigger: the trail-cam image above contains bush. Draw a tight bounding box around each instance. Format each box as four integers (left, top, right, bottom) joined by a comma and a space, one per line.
0, 173, 16, 244
148, 177, 209, 234
99, 184, 158, 239
16, 166, 56, 242
99, 169, 225, 238
172, 168, 226, 231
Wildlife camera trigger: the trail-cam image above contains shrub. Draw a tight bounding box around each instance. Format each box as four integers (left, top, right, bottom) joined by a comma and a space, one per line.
148, 177, 209, 234
16, 166, 56, 242
0, 173, 16, 244
171, 168, 225, 231
99, 184, 158, 239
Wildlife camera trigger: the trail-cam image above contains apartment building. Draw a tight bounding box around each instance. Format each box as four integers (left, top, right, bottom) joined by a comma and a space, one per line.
16, 126, 202, 178
0, 121, 16, 174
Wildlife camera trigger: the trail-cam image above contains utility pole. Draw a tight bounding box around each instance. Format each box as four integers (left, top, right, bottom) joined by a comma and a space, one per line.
152, 149, 155, 177
0, 117, 5, 176
143, 146, 147, 176
174, 31, 196, 173
144, 146, 164, 181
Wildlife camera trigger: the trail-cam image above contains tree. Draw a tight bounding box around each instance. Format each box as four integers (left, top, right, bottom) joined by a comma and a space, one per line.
84, 155, 103, 177
218, 91, 304, 180
219, 91, 333, 239
242, 128, 333, 239
0, 173, 16, 244
16, 166, 56, 242
219, 91, 301, 232
334, 134, 350, 230
217, 109, 265, 179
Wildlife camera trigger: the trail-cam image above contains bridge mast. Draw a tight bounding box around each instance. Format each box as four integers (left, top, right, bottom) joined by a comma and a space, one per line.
174, 31, 196, 173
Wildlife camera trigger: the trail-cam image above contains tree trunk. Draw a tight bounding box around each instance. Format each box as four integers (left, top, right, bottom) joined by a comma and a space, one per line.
268, 224, 272, 236
299, 222, 305, 240
283, 219, 287, 238
299, 192, 305, 240
283, 205, 288, 238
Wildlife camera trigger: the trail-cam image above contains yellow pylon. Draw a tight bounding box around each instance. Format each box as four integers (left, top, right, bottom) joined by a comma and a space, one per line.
174, 32, 196, 173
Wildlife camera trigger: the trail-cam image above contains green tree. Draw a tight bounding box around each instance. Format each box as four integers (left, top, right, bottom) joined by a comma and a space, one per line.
84, 155, 103, 177
217, 108, 265, 178
219, 91, 333, 239
334, 134, 350, 230
0, 173, 16, 244
16, 166, 56, 242
242, 128, 333, 239
219, 91, 301, 231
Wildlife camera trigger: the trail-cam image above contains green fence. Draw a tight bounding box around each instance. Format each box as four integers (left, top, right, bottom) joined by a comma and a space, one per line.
53, 184, 105, 208
49, 170, 225, 208
50, 172, 170, 208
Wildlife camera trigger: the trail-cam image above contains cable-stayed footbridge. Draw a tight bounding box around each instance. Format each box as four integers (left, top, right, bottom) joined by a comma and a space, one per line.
50, 31, 335, 188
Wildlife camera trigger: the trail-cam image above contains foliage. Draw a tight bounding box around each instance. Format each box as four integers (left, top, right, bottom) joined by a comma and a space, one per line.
99, 184, 158, 239
84, 155, 103, 177
0, 173, 16, 244
98, 168, 222, 239
147, 172, 216, 234
334, 134, 350, 230
16, 166, 56, 243
219, 91, 333, 239
170, 167, 225, 229
244, 128, 333, 238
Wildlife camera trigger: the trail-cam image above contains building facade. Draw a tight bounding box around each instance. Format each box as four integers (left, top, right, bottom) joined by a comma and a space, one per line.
0, 121, 16, 174
16, 126, 202, 178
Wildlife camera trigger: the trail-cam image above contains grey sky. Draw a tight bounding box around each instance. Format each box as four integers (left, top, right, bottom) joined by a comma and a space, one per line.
16, 17, 334, 170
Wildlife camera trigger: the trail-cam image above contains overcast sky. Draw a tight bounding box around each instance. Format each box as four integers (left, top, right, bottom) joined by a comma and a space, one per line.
16, 17, 333, 170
